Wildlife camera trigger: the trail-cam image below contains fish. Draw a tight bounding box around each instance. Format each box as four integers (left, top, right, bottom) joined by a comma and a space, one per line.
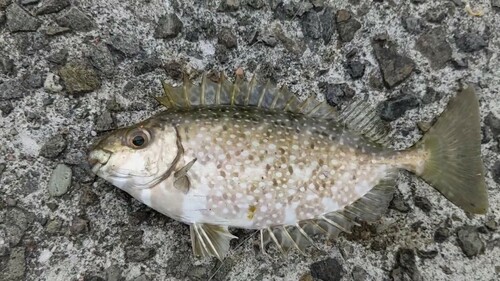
88, 73, 489, 260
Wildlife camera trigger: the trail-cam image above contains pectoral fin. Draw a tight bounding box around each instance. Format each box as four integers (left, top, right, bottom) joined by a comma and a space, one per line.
190, 223, 238, 260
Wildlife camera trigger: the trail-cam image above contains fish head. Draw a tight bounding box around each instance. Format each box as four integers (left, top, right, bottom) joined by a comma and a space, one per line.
88, 118, 179, 191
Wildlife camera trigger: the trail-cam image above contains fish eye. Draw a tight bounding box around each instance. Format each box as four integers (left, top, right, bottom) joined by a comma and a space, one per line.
127, 128, 151, 149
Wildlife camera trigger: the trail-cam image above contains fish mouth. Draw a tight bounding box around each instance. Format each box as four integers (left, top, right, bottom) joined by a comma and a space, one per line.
88, 149, 112, 174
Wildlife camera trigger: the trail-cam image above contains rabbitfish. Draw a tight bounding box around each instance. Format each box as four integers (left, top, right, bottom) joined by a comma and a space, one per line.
88, 74, 489, 260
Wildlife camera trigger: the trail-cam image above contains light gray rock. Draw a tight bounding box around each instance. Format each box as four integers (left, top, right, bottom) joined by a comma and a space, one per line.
47, 164, 72, 197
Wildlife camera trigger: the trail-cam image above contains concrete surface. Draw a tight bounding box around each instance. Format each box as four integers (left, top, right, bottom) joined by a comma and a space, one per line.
0, 0, 499, 280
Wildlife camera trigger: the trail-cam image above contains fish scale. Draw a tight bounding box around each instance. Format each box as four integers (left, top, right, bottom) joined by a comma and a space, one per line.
88, 73, 489, 260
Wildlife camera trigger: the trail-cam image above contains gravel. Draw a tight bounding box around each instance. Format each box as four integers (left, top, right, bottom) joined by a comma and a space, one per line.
1, 0, 499, 280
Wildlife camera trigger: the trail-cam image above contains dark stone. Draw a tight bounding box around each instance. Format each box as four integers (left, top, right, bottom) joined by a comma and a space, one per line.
107, 35, 141, 58
133, 56, 161, 76
451, 56, 468, 69
336, 10, 361, 42
485, 219, 497, 231
125, 247, 156, 262
0, 163, 5, 178
345, 60, 365, 80
302, 10, 322, 40
56, 7, 96, 32
47, 49, 68, 65
218, 0, 240, 11
105, 265, 123, 281
378, 93, 420, 122
80, 187, 99, 206
414, 196, 432, 213
457, 226, 485, 257
44, 26, 71, 36
215, 45, 229, 64
493, 0, 500, 10
87, 43, 115, 77
0, 101, 13, 116
411, 0, 426, 3
6, 4, 41, 32
455, 33, 487, 53
259, 31, 278, 47
83, 276, 105, 281
0, 55, 15, 75
39, 134, 67, 159
422, 87, 443, 104
402, 16, 426, 35
416, 249, 438, 259
22, 72, 43, 89
491, 161, 500, 185
164, 61, 183, 81
94, 111, 115, 132
218, 28, 238, 49
59, 60, 101, 94
319, 82, 355, 108
45, 218, 63, 234
36, 0, 70, 15
154, 13, 183, 39
416, 27, 452, 69
485, 113, 500, 137
0, 80, 26, 100
425, 5, 450, 23
274, 27, 306, 56
2, 247, 26, 281
70, 217, 89, 235
247, 0, 264, 9
310, 258, 344, 281
372, 36, 415, 88
5, 207, 34, 246
0, 10, 5, 25
351, 266, 370, 281
0, 0, 11, 10
320, 7, 335, 44
391, 248, 423, 281
15, 32, 48, 54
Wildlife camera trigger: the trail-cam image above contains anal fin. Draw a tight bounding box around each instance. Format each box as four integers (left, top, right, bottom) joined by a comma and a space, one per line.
190, 223, 238, 260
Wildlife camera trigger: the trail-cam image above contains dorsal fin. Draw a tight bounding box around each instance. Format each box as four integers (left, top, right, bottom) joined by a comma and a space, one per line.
156, 72, 338, 120
260, 173, 396, 255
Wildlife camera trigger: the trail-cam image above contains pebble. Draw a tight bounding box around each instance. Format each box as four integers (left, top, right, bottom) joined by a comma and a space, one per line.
416, 249, 438, 259
309, 258, 344, 281
36, 0, 70, 15
247, 0, 264, 9
47, 49, 68, 65
218, 28, 238, 49
319, 82, 354, 108
5, 207, 34, 246
424, 4, 452, 23
133, 56, 161, 76
378, 93, 421, 121
45, 218, 63, 234
105, 265, 123, 281
44, 26, 71, 36
70, 216, 89, 235
2, 247, 26, 281
0, 0, 11, 10
493, 0, 500, 10
491, 161, 500, 184
94, 111, 115, 132
414, 196, 432, 213
0, 55, 15, 75
125, 247, 156, 262
6, 3, 41, 32
402, 16, 426, 34
390, 192, 411, 211
22, 72, 43, 89
107, 35, 142, 58
345, 60, 365, 80
154, 13, 183, 39
0, 10, 5, 25
48, 164, 72, 197
391, 248, 423, 281
87, 43, 115, 77
80, 187, 99, 206
0, 163, 6, 178
301, 10, 322, 40
336, 9, 361, 42
0, 101, 13, 116
416, 27, 452, 69
372, 35, 415, 88
485, 113, 500, 137
0, 80, 26, 100
43, 73, 64, 93
56, 7, 96, 32
59, 60, 101, 94
351, 266, 370, 281
39, 134, 67, 159
321, 7, 335, 44
218, 0, 240, 12
457, 226, 485, 257
455, 33, 487, 53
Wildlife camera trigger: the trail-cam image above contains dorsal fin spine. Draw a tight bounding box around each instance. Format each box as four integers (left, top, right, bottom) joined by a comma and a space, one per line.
267, 227, 285, 254
200, 74, 207, 106
256, 81, 268, 108
320, 215, 351, 233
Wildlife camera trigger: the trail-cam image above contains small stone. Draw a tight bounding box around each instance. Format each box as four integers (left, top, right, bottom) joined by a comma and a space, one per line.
457, 226, 485, 257
310, 258, 344, 281
416, 249, 438, 259
416, 27, 452, 69
107, 35, 142, 58
48, 164, 72, 197
0, 101, 13, 116
70, 216, 89, 235
163, 60, 183, 80
125, 247, 156, 262
414, 196, 432, 213
44, 26, 71, 36
94, 111, 115, 132
87, 43, 115, 77
0, 0, 11, 10
425, 5, 450, 23
485, 219, 497, 231
0, 10, 5, 25
302, 10, 322, 40
105, 265, 123, 281
336, 10, 361, 42
218, 28, 238, 49
247, 0, 264, 9
493, 0, 500, 10
320, 7, 335, 44
0, 163, 6, 178
378, 93, 420, 121
390, 192, 411, 213
218, 0, 240, 11
320, 82, 355, 108
59, 60, 101, 94
491, 161, 500, 184
56, 7, 96, 32
0, 80, 26, 100
372, 36, 415, 88
485, 113, 500, 137
0, 245, 9, 256
402, 16, 426, 34
133, 56, 161, 76
36, 0, 70, 15
5, 207, 34, 246
47, 49, 68, 65
351, 266, 370, 281
259, 31, 278, 47
154, 13, 183, 39
45, 218, 63, 234
43, 73, 64, 93
83, 276, 104, 281
0, 55, 15, 75
2, 247, 26, 281
345, 60, 365, 80
80, 187, 99, 206
6, 4, 41, 32
451, 56, 468, 69
39, 134, 67, 159
20, 0, 40, 5
422, 87, 443, 104
391, 248, 423, 281
455, 33, 487, 53
22, 72, 43, 89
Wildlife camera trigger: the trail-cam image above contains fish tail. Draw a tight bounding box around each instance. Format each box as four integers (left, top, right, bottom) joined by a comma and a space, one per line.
412, 85, 488, 214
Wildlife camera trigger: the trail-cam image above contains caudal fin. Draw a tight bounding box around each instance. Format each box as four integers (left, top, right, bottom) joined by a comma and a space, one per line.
414, 85, 488, 214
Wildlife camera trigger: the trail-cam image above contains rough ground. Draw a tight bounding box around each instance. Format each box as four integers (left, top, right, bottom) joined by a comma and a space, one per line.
1, 0, 499, 280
